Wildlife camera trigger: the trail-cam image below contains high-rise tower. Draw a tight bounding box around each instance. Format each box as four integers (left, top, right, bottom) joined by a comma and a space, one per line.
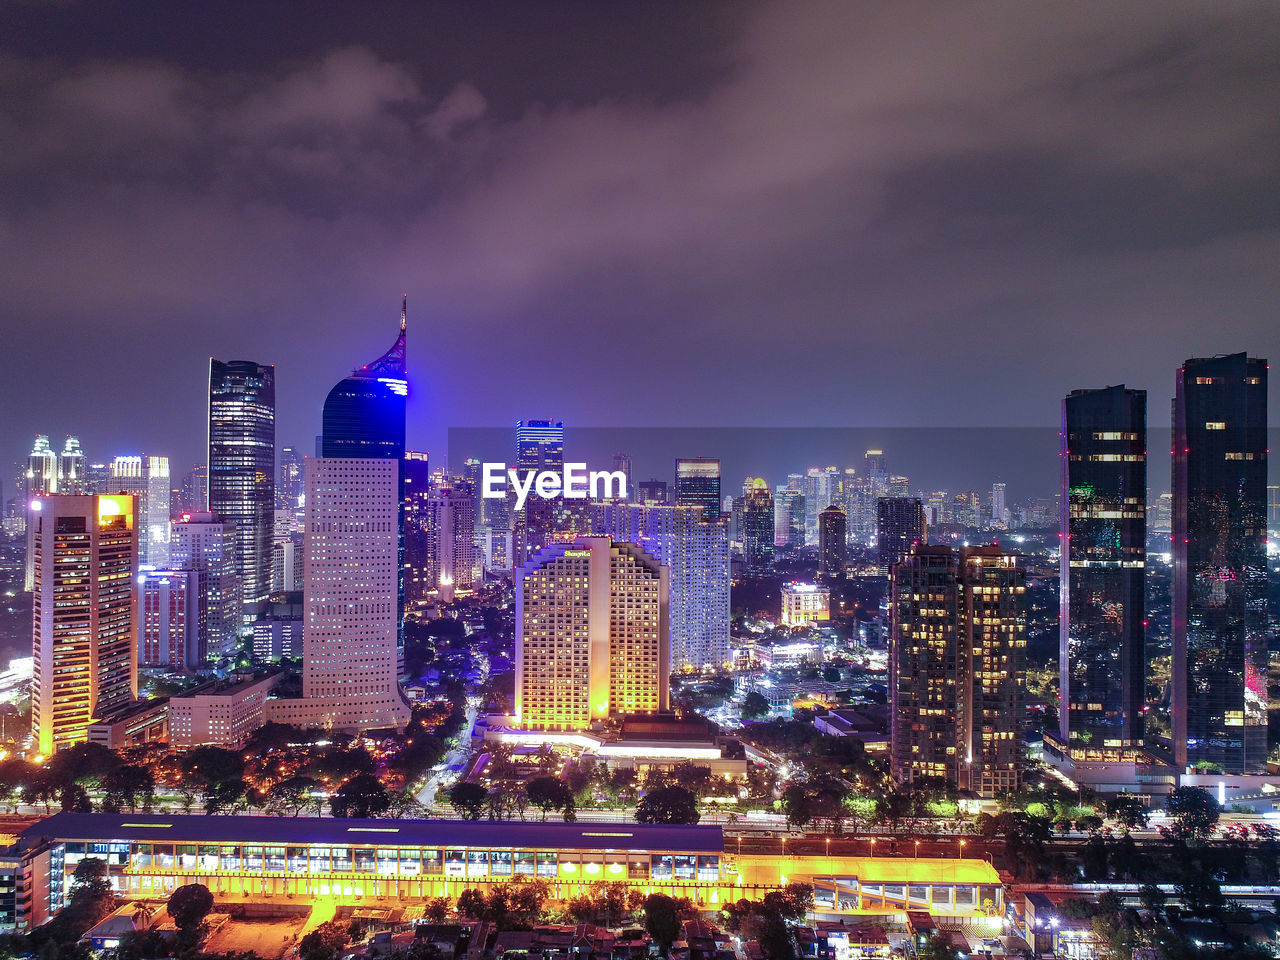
675, 458, 721, 521
1173, 354, 1268, 774
1059, 386, 1146, 771
208, 359, 275, 611
31, 495, 138, 755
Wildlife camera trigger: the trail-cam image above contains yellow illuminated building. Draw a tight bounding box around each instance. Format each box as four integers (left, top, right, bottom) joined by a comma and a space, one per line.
31, 495, 138, 756
515, 537, 669, 731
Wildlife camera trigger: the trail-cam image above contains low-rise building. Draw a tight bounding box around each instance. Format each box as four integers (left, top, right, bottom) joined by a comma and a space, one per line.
168, 672, 280, 750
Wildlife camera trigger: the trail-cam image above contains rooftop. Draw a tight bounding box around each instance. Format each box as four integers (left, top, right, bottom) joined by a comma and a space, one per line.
19, 813, 725, 854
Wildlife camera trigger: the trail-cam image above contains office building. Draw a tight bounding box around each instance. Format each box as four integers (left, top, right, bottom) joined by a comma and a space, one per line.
31, 495, 138, 756
990, 483, 1008, 529
611, 452, 633, 500
876, 497, 926, 571
320, 302, 409, 673
265, 456, 409, 730
403, 452, 432, 601
890, 545, 1027, 798
773, 488, 805, 549
277, 446, 303, 509
1059, 386, 1146, 770
636, 479, 668, 505
107, 455, 171, 568
425, 483, 477, 602
169, 674, 280, 750
139, 568, 200, 669
780, 582, 829, 627
208, 359, 275, 611
271, 534, 304, 593
170, 513, 240, 663
515, 536, 669, 731
675, 458, 721, 521
1268, 484, 1279, 533
514, 419, 567, 564
592, 502, 730, 671
803, 467, 840, 545
734, 478, 774, 575
179, 465, 207, 515
25, 435, 58, 498
57, 437, 86, 494
1173, 354, 1269, 774
818, 504, 847, 575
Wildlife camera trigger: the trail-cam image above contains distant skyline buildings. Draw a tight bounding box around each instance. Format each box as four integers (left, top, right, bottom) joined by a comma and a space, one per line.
1173, 353, 1269, 775
208, 359, 275, 610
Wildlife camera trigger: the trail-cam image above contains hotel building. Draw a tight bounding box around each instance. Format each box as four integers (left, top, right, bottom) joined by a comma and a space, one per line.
515, 536, 669, 731
780, 582, 829, 628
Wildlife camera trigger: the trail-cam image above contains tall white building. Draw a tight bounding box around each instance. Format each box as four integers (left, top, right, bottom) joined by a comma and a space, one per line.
592, 503, 729, 671
31, 495, 138, 756
57, 437, 87, 494
266, 457, 410, 730
171, 512, 241, 662
426, 484, 477, 602
515, 536, 669, 731
108, 455, 171, 566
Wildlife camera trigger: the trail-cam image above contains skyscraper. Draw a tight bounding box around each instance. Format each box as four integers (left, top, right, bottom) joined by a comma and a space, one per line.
31, 494, 138, 756
890, 545, 1027, 797
736, 478, 774, 574
320, 302, 408, 672
208, 359, 275, 611
425, 483, 477, 602
1059, 386, 1146, 771
171, 512, 240, 662
25, 435, 58, 498
773, 488, 805, 549
636, 479, 668, 505
818, 504, 847, 576
139, 568, 200, 669
991, 482, 1008, 529
515, 536, 669, 731
403, 451, 432, 602
179, 464, 207, 515
57, 437, 86, 494
675, 458, 721, 521
107, 455, 171, 567
267, 310, 411, 730
876, 497, 925, 571
511, 419, 566, 565
1172, 354, 1268, 774
278, 446, 303, 509
592, 502, 730, 671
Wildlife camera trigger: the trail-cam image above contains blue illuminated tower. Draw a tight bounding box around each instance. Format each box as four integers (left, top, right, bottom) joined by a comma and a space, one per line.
321, 298, 408, 673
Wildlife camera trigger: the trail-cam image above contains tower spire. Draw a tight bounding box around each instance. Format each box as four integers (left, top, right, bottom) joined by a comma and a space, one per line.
401, 293, 407, 333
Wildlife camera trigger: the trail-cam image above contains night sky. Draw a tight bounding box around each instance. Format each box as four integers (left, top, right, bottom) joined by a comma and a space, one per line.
2, 1, 1278, 482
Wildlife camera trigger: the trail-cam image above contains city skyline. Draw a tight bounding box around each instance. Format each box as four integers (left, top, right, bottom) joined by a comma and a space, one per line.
2, 2, 1279, 472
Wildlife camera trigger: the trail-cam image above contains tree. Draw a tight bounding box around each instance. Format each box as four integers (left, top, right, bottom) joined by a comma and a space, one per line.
1164, 786, 1219, 841
101, 765, 155, 814
915, 933, 959, 960
781, 783, 812, 829
643, 894, 682, 955
265, 776, 320, 817
448, 782, 489, 820
167, 883, 214, 932
180, 746, 245, 792
635, 785, 701, 825
742, 691, 770, 720
1105, 793, 1150, 831
330, 774, 390, 818
298, 920, 347, 960
526, 777, 572, 820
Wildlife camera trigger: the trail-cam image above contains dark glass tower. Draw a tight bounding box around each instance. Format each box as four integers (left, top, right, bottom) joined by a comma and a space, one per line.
1059, 386, 1146, 760
513, 419, 564, 565
1173, 353, 1268, 774
675, 458, 721, 521
321, 300, 408, 671
876, 497, 925, 571
208, 359, 275, 611
818, 504, 847, 576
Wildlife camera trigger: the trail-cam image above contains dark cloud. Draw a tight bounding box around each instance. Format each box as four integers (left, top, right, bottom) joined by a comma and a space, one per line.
0, 0, 1277, 485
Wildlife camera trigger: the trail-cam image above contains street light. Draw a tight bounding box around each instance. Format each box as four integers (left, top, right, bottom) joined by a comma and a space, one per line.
914, 839, 920, 858
959, 838, 967, 858
869, 838, 876, 858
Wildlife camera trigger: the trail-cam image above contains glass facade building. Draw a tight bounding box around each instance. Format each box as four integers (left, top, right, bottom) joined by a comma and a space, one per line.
1172, 354, 1269, 774
674, 458, 721, 521
208, 360, 275, 609
1059, 386, 1146, 759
